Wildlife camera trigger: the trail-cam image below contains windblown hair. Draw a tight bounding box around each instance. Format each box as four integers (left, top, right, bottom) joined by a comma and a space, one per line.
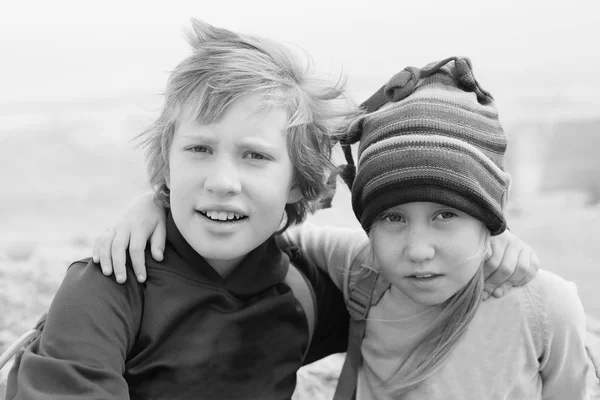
138, 19, 357, 229
376, 230, 489, 395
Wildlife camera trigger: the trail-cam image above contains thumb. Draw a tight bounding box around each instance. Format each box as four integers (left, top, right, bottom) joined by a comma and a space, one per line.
150, 221, 167, 262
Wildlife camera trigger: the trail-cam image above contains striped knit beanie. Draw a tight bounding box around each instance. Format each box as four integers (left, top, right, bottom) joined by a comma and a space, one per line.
341, 56, 511, 235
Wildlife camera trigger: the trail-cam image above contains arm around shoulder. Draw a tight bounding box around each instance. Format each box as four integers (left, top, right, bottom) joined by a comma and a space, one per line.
10, 258, 143, 399
282, 223, 369, 291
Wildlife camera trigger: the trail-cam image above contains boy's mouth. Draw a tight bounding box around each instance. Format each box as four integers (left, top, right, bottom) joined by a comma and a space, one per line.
198, 210, 247, 222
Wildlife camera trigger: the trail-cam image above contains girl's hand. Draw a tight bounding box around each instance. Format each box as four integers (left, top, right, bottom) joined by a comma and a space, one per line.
92, 192, 167, 284
482, 229, 540, 300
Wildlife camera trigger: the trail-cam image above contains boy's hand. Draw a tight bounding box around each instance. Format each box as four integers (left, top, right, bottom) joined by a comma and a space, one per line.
482, 229, 540, 300
92, 193, 167, 284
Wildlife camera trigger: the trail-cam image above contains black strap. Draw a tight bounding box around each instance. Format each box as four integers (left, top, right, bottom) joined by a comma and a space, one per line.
333, 268, 380, 400
332, 318, 367, 400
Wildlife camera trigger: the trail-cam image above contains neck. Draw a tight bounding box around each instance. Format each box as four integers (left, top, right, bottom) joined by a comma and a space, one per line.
205, 255, 245, 279
388, 285, 441, 319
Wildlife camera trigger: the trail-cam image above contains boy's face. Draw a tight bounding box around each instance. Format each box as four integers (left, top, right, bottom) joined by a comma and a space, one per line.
166, 94, 301, 276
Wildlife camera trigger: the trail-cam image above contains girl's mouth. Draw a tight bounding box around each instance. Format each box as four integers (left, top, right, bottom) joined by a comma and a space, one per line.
407, 273, 443, 281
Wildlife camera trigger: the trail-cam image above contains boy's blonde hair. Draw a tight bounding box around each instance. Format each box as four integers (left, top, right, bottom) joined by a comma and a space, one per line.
139, 19, 356, 229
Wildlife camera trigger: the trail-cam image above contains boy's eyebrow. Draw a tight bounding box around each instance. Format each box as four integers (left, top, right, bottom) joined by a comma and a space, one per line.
236, 137, 279, 152
179, 132, 219, 145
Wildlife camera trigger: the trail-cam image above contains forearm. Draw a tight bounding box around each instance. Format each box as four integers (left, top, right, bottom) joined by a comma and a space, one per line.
282, 223, 368, 291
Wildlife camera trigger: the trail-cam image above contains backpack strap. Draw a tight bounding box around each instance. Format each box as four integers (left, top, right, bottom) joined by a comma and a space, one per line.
333, 249, 390, 400
284, 262, 317, 364
275, 234, 318, 364
0, 311, 46, 371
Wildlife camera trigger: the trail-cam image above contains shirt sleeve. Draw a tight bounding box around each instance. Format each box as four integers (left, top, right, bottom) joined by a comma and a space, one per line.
282, 222, 369, 295
299, 252, 350, 365
281, 223, 367, 365
534, 271, 590, 400
12, 258, 143, 400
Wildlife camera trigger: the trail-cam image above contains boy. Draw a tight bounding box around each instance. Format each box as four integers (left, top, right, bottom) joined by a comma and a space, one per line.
6, 19, 353, 400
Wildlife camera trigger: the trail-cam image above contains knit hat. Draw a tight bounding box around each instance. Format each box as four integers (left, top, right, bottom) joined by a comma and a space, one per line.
340, 56, 511, 235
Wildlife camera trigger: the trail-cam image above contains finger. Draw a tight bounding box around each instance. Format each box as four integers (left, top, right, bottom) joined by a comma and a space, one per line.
150, 220, 167, 262
492, 281, 513, 298
92, 235, 101, 264
111, 230, 131, 284
519, 250, 540, 285
98, 229, 117, 276
484, 245, 521, 294
482, 290, 491, 301
129, 231, 149, 283
514, 250, 536, 286
483, 241, 505, 280
491, 248, 532, 298
507, 247, 532, 287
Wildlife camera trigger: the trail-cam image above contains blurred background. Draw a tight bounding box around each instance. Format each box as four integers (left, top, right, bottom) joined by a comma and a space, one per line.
1, 0, 599, 397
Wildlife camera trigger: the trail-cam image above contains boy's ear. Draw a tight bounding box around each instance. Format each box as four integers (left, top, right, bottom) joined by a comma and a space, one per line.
286, 183, 303, 204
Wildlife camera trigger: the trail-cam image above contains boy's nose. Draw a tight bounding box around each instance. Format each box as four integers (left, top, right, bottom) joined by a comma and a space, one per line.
405, 228, 435, 263
203, 160, 242, 196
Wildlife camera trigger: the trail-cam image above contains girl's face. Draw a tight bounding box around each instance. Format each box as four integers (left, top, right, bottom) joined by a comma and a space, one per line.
369, 202, 487, 309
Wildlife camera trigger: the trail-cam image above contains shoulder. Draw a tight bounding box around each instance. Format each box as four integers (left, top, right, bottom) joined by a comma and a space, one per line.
57, 256, 144, 313
522, 270, 586, 335
479, 270, 585, 332
525, 270, 584, 316
64, 257, 138, 290
42, 257, 145, 355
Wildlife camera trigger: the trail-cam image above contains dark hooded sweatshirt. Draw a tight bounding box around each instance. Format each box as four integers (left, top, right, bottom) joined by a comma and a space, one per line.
7, 214, 349, 400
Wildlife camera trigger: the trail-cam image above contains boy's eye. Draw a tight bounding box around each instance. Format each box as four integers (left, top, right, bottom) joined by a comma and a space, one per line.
245, 152, 269, 161
436, 211, 458, 220
188, 145, 210, 154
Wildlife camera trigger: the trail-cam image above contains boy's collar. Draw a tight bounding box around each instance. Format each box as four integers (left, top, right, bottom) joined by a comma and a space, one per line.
165, 212, 288, 298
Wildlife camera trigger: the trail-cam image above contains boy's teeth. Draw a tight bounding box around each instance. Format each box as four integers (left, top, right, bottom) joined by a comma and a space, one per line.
204, 211, 243, 221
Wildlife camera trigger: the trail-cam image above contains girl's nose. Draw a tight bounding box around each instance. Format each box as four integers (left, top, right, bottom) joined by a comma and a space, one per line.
203, 159, 242, 196
405, 227, 435, 263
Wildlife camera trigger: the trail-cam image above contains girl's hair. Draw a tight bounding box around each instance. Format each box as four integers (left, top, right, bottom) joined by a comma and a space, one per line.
378, 229, 489, 395
138, 19, 358, 229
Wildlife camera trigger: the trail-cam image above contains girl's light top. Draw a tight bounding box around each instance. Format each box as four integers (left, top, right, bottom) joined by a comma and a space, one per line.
283, 223, 590, 400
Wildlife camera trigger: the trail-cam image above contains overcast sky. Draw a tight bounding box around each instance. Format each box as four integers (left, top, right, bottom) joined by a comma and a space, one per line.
1, 0, 599, 110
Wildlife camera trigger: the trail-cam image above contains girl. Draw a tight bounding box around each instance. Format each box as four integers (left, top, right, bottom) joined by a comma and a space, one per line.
93, 57, 591, 399
280, 57, 591, 398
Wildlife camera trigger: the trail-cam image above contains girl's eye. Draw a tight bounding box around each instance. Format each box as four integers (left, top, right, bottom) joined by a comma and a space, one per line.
380, 213, 405, 223
436, 211, 458, 220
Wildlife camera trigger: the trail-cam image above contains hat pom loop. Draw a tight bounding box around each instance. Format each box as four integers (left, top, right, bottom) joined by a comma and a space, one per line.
385, 66, 421, 102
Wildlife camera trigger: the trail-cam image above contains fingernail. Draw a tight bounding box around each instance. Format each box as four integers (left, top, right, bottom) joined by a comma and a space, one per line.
137, 274, 146, 283
495, 289, 504, 297
482, 292, 490, 300
116, 274, 125, 283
